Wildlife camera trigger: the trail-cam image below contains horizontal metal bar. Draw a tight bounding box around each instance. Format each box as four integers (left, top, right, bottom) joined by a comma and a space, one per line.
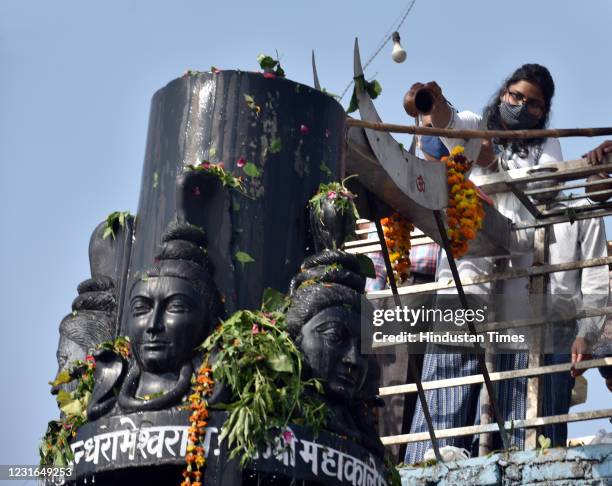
381, 408, 612, 445
478, 306, 612, 333
344, 237, 381, 248
513, 208, 612, 229
473, 159, 612, 196
534, 188, 612, 205
378, 357, 612, 396
524, 176, 612, 196
513, 162, 612, 185
541, 200, 612, 218
366, 256, 612, 298
345, 244, 382, 254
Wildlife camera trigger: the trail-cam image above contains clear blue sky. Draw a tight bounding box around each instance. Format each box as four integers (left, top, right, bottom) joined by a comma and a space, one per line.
1, 0, 611, 467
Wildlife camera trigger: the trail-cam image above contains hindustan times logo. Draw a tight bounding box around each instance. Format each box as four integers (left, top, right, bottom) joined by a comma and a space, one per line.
372, 305, 487, 327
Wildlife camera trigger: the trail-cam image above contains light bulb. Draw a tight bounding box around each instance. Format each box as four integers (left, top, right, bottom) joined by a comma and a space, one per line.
391, 31, 407, 63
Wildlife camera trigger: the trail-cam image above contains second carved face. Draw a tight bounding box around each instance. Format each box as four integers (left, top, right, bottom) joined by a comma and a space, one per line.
299, 305, 368, 401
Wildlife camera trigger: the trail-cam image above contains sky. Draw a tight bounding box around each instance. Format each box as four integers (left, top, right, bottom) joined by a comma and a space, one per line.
1, 0, 611, 468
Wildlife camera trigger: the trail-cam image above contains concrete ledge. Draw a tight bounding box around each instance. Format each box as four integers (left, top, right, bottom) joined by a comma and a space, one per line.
398, 444, 612, 485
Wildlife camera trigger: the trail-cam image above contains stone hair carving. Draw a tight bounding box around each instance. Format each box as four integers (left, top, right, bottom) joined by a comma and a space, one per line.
53, 276, 116, 395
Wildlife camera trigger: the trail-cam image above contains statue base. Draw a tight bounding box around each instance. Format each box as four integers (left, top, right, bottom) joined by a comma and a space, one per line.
65, 409, 389, 485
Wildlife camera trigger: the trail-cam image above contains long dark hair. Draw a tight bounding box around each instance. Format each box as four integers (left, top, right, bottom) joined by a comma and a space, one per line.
483, 63, 555, 154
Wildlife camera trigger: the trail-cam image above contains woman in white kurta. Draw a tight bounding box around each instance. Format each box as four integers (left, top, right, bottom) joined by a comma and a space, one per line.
404, 64, 563, 463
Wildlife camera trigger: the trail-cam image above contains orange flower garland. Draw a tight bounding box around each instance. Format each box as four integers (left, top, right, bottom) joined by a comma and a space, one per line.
444, 146, 484, 258
381, 213, 414, 285
182, 363, 214, 486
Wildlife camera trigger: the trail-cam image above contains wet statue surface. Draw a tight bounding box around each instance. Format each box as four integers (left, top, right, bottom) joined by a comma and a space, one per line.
45, 70, 392, 485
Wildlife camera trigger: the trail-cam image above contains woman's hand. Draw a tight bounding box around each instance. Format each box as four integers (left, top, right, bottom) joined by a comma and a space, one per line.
476, 138, 497, 169
403, 81, 451, 127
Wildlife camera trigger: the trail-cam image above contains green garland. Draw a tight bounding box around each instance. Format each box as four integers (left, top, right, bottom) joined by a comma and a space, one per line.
308, 175, 360, 221
199, 289, 327, 465
185, 161, 245, 191
39, 337, 130, 467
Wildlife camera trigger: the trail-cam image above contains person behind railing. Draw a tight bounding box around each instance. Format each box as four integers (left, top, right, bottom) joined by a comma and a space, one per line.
534, 184, 610, 446
580, 140, 612, 391
402, 64, 563, 463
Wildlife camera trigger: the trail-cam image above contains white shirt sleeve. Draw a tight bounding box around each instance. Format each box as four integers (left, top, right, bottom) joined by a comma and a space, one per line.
538, 137, 563, 165
441, 109, 486, 162
577, 215, 609, 343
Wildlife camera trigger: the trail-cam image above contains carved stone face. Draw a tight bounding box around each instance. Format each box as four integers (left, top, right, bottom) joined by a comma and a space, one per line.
52, 335, 86, 394
299, 305, 368, 401
129, 276, 207, 373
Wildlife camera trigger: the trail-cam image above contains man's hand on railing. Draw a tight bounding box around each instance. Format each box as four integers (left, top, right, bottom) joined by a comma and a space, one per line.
583, 140, 612, 165
571, 337, 592, 377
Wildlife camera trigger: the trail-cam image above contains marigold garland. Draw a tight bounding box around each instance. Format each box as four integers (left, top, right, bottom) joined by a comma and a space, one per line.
381, 213, 414, 285
182, 363, 214, 486
444, 146, 484, 258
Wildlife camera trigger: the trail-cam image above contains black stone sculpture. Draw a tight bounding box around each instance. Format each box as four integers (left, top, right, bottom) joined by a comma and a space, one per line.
53, 277, 116, 395
287, 249, 385, 459
87, 221, 223, 419
46, 69, 396, 485
309, 190, 357, 252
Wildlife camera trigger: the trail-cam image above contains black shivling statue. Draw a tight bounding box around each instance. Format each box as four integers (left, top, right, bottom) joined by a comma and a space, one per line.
53, 276, 116, 395
45, 70, 394, 485
87, 221, 223, 419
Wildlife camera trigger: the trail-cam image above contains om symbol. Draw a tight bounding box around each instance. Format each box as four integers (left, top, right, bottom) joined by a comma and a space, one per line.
416, 175, 425, 193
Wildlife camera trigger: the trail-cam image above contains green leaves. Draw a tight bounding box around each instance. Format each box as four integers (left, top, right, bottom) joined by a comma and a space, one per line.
49, 370, 71, 387
103, 211, 132, 240
244, 94, 261, 115
257, 53, 286, 77
266, 354, 293, 373
319, 162, 333, 178
347, 75, 383, 114
199, 308, 327, 465
261, 287, 288, 313
186, 161, 246, 192
269, 137, 282, 154
538, 434, 552, 454
367, 79, 383, 98
257, 54, 277, 69
235, 251, 255, 266
243, 162, 261, 178
40, 336, 132, 467
309, 175, 360, 222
